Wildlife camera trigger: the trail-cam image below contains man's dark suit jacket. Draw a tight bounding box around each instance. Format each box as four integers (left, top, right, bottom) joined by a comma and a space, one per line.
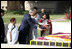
19, 14, 37, 33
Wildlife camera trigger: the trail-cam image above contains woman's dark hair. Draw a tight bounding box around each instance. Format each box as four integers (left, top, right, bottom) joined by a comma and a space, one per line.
10, 18, 16, 22
33, 7, 38, 10
44, 13, 50, 19
1, 9, 4, 13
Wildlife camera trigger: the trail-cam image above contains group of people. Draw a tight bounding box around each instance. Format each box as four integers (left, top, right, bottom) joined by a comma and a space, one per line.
1, 7, 52, 44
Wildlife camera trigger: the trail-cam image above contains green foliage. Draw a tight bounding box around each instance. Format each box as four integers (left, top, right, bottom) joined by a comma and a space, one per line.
13, 10, 29, 15
4, 10, 29, 15
65, 6, 71, 14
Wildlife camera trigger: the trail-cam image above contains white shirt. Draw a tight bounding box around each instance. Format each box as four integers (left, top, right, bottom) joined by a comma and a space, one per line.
7, 23, 19, 44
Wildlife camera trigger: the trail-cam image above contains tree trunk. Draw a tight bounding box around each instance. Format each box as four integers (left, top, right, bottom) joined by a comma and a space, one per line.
20, 1, 25, 11
22, 1, 25, 11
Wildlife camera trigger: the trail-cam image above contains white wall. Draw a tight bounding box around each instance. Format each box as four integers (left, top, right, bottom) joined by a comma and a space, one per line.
1, 1, 7, 10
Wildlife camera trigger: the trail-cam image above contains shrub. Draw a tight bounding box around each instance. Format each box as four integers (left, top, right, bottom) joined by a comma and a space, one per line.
4, 10, 29, 15
65, 6, 71, 14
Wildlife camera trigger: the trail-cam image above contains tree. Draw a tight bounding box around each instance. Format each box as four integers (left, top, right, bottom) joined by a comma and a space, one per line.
20, 1, 25, 11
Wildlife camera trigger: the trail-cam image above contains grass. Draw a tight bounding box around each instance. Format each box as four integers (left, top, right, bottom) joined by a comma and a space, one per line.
3, 14, 24, 24
2, 10, 71, 24
50, 14, 66, 20
3, 10, 28, 24
3, 14, 70, 24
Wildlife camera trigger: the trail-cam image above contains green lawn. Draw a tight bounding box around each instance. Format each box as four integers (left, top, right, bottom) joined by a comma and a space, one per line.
3, 14, 70, 24
3, 14, 24, 24
50, 14, 66, 20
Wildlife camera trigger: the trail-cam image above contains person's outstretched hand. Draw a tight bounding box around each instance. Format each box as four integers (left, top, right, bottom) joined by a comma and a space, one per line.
39, 28, 43, 31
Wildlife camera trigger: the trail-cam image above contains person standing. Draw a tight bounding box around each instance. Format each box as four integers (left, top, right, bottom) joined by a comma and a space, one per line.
0, 9, 5, 43
40, 8, 49, 19
33, 7, 41, 22
39, 8, 46, 18
7, 18, 19, 44
31, 14, 39, 39
31, 7, 43, 39
18, 9, 38, 44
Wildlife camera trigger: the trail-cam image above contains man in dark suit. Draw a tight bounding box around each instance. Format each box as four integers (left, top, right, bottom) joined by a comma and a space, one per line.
18, 9, 39, 44
0, 9, 5, 43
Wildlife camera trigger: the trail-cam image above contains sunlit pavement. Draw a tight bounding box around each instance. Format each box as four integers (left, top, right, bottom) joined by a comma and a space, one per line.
1, 44, 71, 48
52, 22, 71, 34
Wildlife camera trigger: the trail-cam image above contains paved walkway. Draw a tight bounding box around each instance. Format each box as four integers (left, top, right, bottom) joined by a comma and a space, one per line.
52, 17, 67, 22
1, 44, 70, 48
52, 22, 71, 34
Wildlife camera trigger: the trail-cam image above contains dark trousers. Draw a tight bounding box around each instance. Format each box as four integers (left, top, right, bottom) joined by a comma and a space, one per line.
18, 30, 32, 44
41, 31, 45, 37
1, 38, 4, 43
1, 34, 5, 43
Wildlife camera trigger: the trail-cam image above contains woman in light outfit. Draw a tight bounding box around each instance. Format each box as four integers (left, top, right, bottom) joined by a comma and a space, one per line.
7, 18, 19, 44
